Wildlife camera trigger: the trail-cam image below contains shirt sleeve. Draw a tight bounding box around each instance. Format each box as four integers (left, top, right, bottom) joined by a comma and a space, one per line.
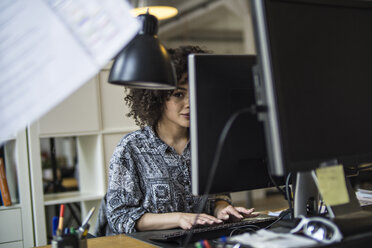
214, 194, 232, 205
106, 145, 146, 234
191, 193, 233, 217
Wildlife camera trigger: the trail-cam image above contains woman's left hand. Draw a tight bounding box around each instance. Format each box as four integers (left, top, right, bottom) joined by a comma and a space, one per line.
214, 201, 260, 221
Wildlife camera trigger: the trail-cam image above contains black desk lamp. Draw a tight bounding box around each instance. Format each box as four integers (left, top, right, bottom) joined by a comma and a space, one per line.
108, 12, 177, 89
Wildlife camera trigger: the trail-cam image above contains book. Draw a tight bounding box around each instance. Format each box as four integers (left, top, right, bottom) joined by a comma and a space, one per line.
3, 141, 19, 204
0, 158, 12, 206
0, 147, 3, 206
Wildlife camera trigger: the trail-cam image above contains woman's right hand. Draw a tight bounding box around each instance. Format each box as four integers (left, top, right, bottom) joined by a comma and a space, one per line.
178, 213, 223, 230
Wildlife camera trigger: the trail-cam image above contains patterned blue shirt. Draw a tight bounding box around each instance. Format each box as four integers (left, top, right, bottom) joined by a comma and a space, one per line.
106, 126, 227, 234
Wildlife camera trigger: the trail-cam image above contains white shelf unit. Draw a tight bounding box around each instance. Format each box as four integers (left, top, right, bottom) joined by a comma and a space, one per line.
0, 131, 35, 248
27, 66, 138, 246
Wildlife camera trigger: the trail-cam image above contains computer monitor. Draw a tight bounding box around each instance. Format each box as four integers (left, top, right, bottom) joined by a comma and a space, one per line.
252, 0, 372, 176
189, 54, 284, 195
251, 0, 372, 217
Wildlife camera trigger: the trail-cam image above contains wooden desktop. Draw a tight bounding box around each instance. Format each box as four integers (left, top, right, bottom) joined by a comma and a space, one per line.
36, 234, 157, 248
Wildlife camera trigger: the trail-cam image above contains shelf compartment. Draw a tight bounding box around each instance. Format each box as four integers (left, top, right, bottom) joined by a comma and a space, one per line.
44, 191, 104, 206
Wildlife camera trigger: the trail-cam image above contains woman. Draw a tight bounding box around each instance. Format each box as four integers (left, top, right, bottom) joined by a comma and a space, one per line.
102, 46, 257, 235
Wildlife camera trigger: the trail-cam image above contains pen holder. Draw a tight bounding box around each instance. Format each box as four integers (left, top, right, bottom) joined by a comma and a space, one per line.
52, 234, 87, 248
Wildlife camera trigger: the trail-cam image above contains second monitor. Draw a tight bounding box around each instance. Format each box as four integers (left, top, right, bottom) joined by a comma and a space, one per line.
189, 54, 283, 195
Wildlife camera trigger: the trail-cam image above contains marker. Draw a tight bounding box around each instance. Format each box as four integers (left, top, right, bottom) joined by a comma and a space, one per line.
219, 236, 227, 243
52, 216, 59, 236
203, 240, 211, 248
195, 242, 203, 248
57, 204, 65, 234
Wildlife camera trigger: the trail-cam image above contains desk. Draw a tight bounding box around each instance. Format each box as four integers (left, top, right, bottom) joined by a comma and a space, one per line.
35, 228, 372, 248
131, 228, 372, 248
35, 234, 157, 248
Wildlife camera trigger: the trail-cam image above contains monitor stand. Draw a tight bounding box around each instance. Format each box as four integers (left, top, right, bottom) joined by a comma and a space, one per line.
293, 171, 319, 217
293, 160, 340, 218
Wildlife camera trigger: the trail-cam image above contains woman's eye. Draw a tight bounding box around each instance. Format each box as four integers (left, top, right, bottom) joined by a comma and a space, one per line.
173, 92, 184, 98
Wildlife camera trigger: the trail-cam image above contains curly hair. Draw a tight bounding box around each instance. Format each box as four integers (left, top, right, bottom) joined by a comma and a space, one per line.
124, 45, 210, 128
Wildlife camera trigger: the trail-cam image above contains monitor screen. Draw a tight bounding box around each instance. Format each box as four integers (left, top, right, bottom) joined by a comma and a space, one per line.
252, 0, 372, 176
189, 54, 283, 195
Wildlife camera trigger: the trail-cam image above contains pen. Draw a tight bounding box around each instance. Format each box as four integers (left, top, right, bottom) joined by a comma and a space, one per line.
57, 204, 65, 235
81, 207, 95, 228
77, 207, 95, 239
78, 223, 90, 239
82, 224, 90, 239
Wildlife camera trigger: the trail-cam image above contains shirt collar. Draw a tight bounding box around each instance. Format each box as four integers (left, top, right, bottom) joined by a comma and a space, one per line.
144, 126, 169, 155
144, 126, 191, 156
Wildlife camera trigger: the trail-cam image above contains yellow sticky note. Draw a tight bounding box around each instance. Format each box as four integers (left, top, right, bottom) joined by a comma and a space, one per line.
316, 165, 349, 206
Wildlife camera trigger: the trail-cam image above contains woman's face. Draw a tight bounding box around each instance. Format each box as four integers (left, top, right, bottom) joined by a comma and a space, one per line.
161, 82, 190, 128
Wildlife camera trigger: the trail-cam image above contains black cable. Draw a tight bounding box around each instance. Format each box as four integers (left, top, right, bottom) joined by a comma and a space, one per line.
285, 173, 293, 220
344, 164, 372, 177
268, 171, 286, 196
357, 164, 372, 171
263, 209, 291, 230
229, 225, 260, 237
182, 105, 267, 247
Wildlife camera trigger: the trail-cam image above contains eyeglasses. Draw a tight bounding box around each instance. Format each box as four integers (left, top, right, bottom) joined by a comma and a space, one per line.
290, 215, 343, 244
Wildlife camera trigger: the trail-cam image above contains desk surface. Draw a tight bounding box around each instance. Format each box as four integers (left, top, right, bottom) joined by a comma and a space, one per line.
36, 234, 157, 248
35, 226, 372, 248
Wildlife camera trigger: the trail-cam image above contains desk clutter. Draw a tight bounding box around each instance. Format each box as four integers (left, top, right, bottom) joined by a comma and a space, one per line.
51, 204, 95, 248
227, 229, 318, 248
127, 209, 372, 248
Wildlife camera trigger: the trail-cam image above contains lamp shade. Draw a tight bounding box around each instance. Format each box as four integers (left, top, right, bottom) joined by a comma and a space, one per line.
108, 13, 177, 89
130, 0, 178, 20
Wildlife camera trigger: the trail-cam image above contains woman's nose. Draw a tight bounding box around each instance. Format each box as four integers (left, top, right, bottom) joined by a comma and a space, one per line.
185, 96, 190, 107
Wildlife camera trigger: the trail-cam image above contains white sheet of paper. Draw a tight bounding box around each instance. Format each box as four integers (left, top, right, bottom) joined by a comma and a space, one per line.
229, 229, 318, 248
0, 0, 140, 140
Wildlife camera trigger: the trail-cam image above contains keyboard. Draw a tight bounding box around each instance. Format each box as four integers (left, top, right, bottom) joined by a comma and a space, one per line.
149, 214, 277, 244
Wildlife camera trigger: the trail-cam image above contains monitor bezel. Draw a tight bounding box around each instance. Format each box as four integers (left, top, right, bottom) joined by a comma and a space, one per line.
252, 0, 285, 176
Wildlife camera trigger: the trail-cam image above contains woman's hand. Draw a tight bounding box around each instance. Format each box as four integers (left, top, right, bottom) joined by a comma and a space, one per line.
214, 201, 260, 221
135, 205, 259, 232
178, 213, 223, 230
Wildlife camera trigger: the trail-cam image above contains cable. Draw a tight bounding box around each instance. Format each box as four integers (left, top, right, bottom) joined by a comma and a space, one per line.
182, 105, 267, 247
357, 164, 372, 171
229, 225, 259, 237
268, 171, 286, 196
285, 173, 293, 220
345, 163, 372, 177
263, 209, 291, 230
